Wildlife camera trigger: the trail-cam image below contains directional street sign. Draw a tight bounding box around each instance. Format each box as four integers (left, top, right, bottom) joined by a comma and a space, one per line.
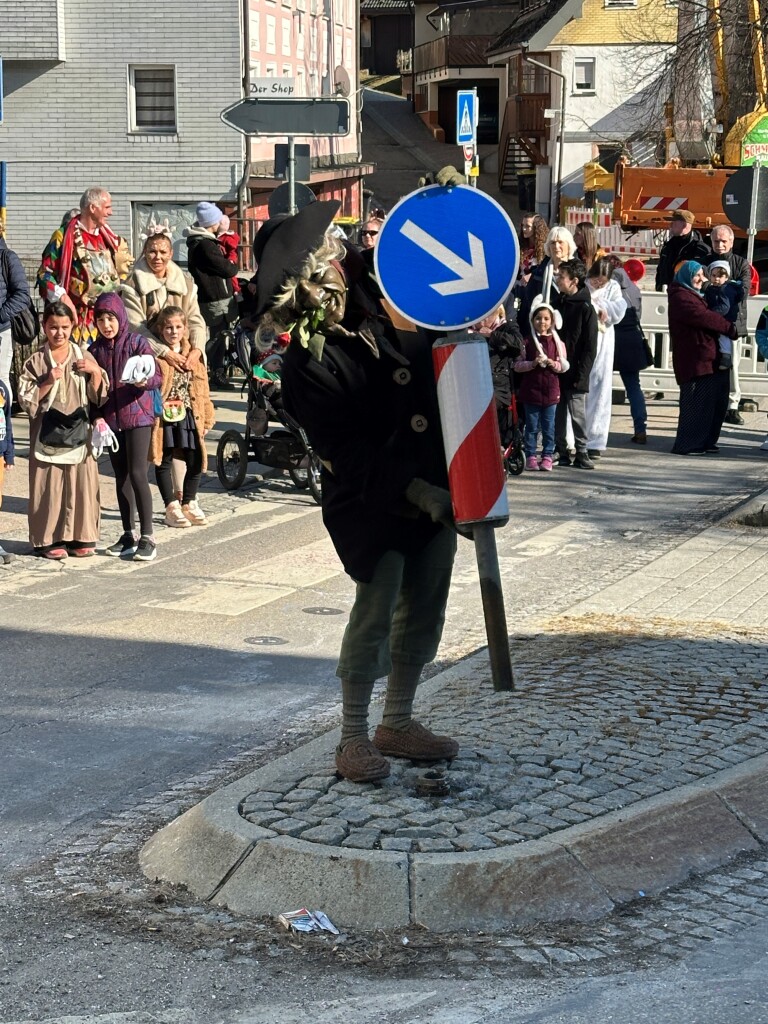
374, 184, 519, 330
456, 90, 477, 146
220, 97, 350, 137
721, 164, 768, 233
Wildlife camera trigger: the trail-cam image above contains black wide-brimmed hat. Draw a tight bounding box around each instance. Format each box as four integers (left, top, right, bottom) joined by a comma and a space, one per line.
253, 200, 341, 317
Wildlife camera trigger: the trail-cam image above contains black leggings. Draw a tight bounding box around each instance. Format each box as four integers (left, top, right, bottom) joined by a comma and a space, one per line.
155, 446, 203, 506
108, 426, 154, 537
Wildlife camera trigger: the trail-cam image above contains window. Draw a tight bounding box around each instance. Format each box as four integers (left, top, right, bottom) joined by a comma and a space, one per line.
310, 22, 318, 59
266, 16, 276, 53
297, 18, 305, 57
251, 12, 260, 51
282, 18, 291, 55
283, 63, 293, 77
334, 0, 342, 23
310, 70, 319, 95
296, 66, 306, 94
251, 60, 261, 78
573, 57, 596, 93
265, 63, 277, 76
297, 0, 306, 10
129, 66, 176, 133
604, 0, 637, 6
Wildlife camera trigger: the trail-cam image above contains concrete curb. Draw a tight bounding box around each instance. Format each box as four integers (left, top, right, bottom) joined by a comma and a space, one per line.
140, 666, 768, 932
719, 485, 768, 527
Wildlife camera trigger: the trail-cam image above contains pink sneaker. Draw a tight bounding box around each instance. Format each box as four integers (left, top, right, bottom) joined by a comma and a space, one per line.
540, 456, 553, 472
525, 456, 539, 471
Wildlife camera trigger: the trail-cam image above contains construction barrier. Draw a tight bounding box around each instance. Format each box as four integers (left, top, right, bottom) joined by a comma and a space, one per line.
626, 292, 768, 406
565, 206, 660, 256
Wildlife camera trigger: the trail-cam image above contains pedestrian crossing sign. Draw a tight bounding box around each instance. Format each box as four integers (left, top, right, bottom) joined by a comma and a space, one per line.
456, 90, 477, 145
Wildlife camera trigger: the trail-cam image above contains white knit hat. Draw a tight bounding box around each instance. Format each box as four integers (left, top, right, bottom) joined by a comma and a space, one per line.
708, 260, 731, 279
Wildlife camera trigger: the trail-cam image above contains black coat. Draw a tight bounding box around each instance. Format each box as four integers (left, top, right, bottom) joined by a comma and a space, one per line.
614, 306, 652, 374
555, 287, 598, 392
282, 318, 448, 583
704, 250, 751, 335
0, 241, 31, 330
186, 227, 237, 304
655, 230, 711, 290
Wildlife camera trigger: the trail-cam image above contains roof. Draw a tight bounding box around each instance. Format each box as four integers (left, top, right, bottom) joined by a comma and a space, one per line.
360, 0, 411, 10
486, 0, 583, 57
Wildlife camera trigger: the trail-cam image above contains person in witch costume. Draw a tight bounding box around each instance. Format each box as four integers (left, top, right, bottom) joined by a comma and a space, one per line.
253, 199, 463, 784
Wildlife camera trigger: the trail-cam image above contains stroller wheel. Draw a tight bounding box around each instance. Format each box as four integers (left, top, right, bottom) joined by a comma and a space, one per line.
216, 429, 249, 490
505, 449, 526, 476
289, 464, 310, 490
307, 454, 323, 506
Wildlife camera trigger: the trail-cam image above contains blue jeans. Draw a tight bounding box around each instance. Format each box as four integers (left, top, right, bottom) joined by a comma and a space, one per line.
619, 369, 647, 434
524, 403, 556, 458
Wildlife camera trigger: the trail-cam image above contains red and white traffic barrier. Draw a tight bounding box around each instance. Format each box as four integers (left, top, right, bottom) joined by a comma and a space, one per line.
433, 337, 508, 525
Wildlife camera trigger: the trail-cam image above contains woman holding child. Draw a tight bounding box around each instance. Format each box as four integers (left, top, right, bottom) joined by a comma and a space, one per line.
668, 261, 738, 456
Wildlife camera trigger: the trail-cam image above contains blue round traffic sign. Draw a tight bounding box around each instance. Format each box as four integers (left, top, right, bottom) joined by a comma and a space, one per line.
374, 184, 519, 331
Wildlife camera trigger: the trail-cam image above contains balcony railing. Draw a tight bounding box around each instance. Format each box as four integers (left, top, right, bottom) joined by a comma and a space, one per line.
414, 35, 497, 76
396, 48, 413, 74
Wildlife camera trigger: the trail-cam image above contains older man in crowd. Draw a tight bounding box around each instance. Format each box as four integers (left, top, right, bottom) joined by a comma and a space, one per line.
655, 210, 711, 292
706, 224, 753, 425
37, 187, 133, 344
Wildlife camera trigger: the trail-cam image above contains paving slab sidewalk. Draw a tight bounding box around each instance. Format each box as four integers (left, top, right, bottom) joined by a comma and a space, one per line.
140, 502, 768, 933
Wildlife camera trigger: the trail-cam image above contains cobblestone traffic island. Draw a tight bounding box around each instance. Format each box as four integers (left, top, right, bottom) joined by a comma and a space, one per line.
141, 612, 768, 932
238, 615, 768, 855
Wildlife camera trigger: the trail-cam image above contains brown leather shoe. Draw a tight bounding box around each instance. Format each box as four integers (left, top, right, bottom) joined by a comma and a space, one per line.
373, 721, 459, 762
335, 738, 390, 783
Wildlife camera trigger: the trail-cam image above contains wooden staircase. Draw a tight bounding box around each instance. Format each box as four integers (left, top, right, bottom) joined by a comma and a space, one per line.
497, 91, 549, 194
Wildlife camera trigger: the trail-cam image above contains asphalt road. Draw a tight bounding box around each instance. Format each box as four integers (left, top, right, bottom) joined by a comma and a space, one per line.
1, 395, 768, 1021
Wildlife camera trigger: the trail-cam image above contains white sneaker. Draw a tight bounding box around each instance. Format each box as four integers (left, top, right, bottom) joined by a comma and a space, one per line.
182, 499, 207, 526
760, 435, 768, 451
164, 500, 191, 529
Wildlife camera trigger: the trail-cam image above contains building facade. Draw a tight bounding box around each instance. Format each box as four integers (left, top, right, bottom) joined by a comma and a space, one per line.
0, 0, 369, 264
488, 0, 677, 205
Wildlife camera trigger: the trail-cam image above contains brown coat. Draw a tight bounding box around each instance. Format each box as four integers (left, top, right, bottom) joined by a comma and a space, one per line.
148, 338, 215, 470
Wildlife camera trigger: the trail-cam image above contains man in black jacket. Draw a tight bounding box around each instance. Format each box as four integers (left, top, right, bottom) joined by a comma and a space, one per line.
655, 210, 711, 291
553, 259, 599, 469
186, 202, 238, 382
706, 224, 752, 424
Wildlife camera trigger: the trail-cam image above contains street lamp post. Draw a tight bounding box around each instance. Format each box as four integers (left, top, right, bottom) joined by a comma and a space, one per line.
524, 56, 566, 222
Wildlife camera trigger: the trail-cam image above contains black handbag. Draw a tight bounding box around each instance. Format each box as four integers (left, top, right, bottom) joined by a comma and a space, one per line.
39, 405, 90, 449
0, 248, 40, 346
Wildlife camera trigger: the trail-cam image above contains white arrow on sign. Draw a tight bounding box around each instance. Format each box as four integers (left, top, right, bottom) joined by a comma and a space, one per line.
400, 220, 489, 296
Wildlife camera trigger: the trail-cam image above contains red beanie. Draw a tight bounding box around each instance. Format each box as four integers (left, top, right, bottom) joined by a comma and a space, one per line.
623, 258, 646, 282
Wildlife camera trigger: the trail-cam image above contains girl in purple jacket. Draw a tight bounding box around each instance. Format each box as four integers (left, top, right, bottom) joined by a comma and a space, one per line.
90, 292, 163, 561
514, 297, 569, 472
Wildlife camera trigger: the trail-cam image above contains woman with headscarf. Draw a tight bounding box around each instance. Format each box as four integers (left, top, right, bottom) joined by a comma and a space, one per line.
668, 260, 738, 456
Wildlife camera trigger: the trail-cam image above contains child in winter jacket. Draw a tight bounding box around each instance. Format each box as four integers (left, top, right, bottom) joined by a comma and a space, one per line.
90, 292, 163, 561
472, 305, 524, 447
514, 297, 569, 472
217, 216, 241, 295
150, 305, 215, 529
704, 261, 743, 370
0, 379, 15, 563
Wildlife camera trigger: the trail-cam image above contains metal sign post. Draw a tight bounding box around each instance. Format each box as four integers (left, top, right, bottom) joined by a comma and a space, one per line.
375, 184, 520, 691
747, 158, 762, 265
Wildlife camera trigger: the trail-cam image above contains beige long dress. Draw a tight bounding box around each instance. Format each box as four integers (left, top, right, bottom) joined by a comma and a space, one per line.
17, 344, 108, 549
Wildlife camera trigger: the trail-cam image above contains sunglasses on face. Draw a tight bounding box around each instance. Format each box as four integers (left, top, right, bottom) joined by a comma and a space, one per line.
361, 229, 379, 237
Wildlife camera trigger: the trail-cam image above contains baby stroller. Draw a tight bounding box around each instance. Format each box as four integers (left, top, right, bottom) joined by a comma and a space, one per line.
215, 325, 323, 504
502, 393, 525, 476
